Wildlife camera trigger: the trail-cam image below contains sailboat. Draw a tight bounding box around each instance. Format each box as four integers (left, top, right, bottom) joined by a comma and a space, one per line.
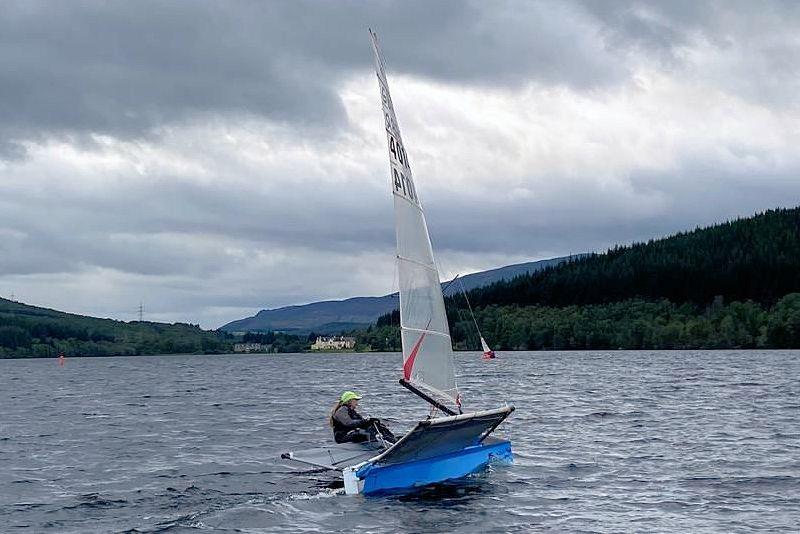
281, 30, 514, 495
481, 336, 496, 360
457, 277, 497, 360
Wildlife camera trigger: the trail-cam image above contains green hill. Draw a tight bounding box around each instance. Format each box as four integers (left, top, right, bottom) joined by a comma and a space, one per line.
357, 207, 800, 350
467, 207, 800, 308
0, 299, 233, 358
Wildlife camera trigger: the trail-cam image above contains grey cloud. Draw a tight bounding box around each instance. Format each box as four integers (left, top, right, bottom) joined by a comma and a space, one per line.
423, 158, 800, 259
3, 157, 798, 328
0, 1, 350, 155
3, 0, 799, 160
374, 1, 626, 88
580, 0, 708, 54
0, 0, 634, 158
0, 171, 395, 278
581, 1, 800, 107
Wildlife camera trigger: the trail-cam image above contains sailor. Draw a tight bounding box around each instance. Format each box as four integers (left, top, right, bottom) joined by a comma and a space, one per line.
330, 391, 396, 444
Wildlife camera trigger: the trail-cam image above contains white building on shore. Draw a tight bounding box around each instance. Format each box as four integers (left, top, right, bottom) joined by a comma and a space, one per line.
310, 336, 356, 350
233, 342, 264, 353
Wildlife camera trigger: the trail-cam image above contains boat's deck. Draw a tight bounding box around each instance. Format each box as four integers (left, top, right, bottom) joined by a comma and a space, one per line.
283, 406, 514, 472
281, 441, 385, 471
370, 406, 514, 467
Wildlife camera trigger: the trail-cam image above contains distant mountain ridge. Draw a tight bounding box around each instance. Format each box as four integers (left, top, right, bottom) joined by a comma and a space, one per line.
220, 256, 577, 334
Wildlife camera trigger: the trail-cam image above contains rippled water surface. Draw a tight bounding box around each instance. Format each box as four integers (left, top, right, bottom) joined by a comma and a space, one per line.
1, 351, 799, 533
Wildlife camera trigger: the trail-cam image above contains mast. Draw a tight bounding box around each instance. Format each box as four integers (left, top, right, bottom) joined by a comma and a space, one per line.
369, 30, 460, 413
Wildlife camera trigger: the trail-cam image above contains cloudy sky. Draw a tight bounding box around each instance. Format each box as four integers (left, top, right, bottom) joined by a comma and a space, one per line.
1, 1, 799, 328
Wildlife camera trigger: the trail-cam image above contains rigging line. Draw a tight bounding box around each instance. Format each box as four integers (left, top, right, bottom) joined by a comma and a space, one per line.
444, 276, 473, 349
453, 304, 468, 349
454, 302, 478, 351
458, 277, 483, 341
440, 273, 460, 295
386, 254, 399, 351
451, 277, 480, 351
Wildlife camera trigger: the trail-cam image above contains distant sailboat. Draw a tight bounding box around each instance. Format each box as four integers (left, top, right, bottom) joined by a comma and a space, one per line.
458, 277, 497, 360
282, 30, 513, 495
480, 336, 496, 360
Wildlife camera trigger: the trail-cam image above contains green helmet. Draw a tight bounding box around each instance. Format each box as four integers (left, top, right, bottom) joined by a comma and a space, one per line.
340, 391, 363, 403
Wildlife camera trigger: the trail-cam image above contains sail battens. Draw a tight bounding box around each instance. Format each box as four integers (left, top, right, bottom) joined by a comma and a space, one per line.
408, 380, 458, 403
371, 30, 460, 408
396, 254, 438, 272
401, 326, 451, 339
392, 189, 424, 211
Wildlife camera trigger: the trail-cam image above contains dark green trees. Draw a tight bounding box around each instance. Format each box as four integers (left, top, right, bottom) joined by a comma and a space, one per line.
466, 207, 800, 309
0, 299, 232, 358
366, 207, 800, 351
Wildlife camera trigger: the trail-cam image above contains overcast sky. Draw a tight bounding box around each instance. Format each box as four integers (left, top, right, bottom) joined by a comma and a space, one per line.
1, 1, 799, 328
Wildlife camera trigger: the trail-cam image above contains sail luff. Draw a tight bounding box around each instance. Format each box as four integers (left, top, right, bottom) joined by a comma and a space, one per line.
370, 30, 459, 409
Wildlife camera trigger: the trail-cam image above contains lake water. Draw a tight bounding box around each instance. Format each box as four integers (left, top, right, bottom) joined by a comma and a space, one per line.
1, 350, 798, 533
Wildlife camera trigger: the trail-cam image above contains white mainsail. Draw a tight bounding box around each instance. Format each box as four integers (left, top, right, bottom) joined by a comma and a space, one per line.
369, 30, 459, 410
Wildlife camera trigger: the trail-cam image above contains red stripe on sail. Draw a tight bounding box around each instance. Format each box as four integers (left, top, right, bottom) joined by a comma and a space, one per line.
403, 332, 426, 380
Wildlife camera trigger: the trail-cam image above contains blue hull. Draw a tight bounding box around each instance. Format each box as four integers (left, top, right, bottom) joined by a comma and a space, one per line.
355, 439, 513, 495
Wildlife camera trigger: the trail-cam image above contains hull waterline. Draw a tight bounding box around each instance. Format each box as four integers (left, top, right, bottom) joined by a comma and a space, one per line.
344, 438, 513, 495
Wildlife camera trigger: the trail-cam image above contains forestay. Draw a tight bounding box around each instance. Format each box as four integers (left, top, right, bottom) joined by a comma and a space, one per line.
369, 30, 459, 411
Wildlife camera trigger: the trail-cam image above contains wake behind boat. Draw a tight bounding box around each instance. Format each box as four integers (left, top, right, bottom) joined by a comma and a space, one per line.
282, 30, 514, 496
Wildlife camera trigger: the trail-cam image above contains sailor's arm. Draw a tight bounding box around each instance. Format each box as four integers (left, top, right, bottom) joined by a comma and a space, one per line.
333, 406, 371, 429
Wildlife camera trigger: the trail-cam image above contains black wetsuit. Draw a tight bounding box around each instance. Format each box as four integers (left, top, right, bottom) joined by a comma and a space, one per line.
332, 405, 397, 444
332, 405, 371, 443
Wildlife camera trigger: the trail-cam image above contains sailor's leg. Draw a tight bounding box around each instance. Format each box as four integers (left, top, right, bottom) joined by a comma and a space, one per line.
344, 429, 370, 443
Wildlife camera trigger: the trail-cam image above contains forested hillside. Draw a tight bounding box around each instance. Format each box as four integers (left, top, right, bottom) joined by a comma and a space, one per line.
0, 299, 232, 358
450, 295, 800, 350
356, 207, 800, 350
357, 294, 800, 351
467, 207, 800, 308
